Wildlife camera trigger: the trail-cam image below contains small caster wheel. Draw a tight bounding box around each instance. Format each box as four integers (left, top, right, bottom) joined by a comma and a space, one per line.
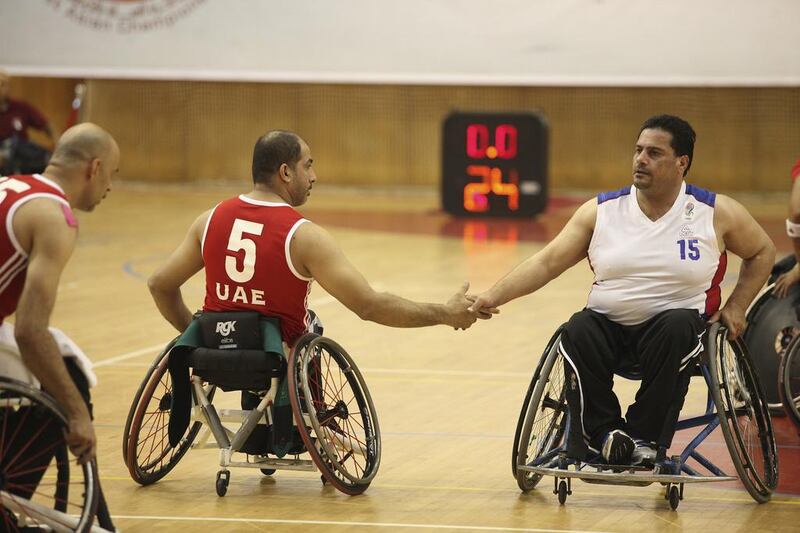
557, 480, 568, 505
216, 470, 229, 497
260, 468, 276, 476
668, 485, 680, 510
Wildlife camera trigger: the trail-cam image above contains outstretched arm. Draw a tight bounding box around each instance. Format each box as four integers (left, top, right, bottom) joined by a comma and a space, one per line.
148, 212, 208, 332
469, 198, 597, 312
13, 200, 95, 463
711, 195, 775, 338
292, 222, 481, 330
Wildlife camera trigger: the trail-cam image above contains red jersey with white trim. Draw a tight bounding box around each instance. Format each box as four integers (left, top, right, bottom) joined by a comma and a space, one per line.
0, 174, 75, 322
202, 195, 313, 345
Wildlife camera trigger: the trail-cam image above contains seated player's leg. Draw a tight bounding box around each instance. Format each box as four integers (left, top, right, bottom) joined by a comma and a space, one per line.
560, 309, 632, 462
626, 309, 705, 454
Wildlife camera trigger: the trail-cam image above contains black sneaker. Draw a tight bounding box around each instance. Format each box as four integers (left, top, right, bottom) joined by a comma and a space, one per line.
601, 429, 635, 464
631, 439, 658, 467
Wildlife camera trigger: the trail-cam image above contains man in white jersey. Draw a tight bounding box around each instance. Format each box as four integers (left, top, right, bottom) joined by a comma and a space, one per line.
469, 115, 775, 465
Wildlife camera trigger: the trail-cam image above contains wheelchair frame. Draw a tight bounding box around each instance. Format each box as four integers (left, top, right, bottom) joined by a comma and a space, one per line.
0, 376, 100, 533
123, 330, 381, 497
513, 322, 778, 510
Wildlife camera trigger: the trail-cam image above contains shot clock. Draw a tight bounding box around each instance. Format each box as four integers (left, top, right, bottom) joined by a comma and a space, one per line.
441, 112, 548, 217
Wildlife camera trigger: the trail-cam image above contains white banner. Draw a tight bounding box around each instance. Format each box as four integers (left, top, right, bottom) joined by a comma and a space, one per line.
1, 0, 798, 86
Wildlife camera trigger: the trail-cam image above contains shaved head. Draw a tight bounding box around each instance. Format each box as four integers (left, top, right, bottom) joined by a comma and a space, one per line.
49, 123, 118, 168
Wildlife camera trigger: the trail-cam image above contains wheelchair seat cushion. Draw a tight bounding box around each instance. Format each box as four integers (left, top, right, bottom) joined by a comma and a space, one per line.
188, 347, 285, 391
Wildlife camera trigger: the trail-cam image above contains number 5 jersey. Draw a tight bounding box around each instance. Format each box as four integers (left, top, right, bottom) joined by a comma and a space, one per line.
201, 195, 312, 345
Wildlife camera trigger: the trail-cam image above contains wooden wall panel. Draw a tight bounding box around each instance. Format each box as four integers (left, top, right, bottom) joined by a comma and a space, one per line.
15, 77, 800, 192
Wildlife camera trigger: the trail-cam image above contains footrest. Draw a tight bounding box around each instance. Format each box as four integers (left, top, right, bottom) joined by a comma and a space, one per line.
519, 464, 737, 487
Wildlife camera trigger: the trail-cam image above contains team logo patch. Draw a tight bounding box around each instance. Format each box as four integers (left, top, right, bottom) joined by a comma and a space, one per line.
679, 224, 693, 238
46, 0, 206, 33
683, 201, 695, 220
215, 320, 236, 336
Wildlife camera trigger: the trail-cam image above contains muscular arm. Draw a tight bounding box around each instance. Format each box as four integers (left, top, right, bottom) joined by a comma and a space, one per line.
148, 212, 208, 332
292, 222, 477, 329
713, 195, 776, 337
471, 199, 597, 310
13, 201, 95, 462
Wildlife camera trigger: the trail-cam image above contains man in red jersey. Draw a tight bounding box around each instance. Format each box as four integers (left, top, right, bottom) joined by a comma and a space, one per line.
0, 122, 118, 530
149, 130, 487, 343
0, 70, 55, 174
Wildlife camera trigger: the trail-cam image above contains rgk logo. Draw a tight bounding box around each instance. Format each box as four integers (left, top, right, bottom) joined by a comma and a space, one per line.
215, 321, 237, 336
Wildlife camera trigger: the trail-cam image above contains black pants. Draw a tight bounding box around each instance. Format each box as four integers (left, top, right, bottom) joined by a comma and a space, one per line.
560, 308, 705, 452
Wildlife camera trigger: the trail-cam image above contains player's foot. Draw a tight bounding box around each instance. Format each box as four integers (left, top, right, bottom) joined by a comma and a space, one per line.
601, 429, 634, 464
631, 439, 658, 467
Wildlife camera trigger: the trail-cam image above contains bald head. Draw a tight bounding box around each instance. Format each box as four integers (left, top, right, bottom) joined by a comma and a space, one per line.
44, 123, 120, 212
49, 123, 118, 168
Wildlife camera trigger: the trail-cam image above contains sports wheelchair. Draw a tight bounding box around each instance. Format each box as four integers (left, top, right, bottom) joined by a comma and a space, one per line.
512, 322, 778, 510
744, 278, 800, 431
123, 311, 381, 496
0, 373, 101, 533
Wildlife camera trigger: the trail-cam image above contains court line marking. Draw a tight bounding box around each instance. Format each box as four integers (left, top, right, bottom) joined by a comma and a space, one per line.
109, 515, 614, 532
94, 344, 165, 368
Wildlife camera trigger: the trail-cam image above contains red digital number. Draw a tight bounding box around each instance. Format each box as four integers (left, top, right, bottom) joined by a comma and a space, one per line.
466, 123, 517, 160
495, 124, 517, 159
463, 165, 519, 212
466, 124, 489, 158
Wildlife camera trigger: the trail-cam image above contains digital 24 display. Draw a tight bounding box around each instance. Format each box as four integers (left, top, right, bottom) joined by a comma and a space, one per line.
442, 112, 548, 217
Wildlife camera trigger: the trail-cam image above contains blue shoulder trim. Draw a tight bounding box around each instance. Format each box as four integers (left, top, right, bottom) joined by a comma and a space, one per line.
685, 184, 716, 207
597, 186, 631, 204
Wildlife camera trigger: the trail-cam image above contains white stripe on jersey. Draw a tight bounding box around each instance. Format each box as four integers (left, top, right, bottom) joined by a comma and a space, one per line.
0, 253, 27, 295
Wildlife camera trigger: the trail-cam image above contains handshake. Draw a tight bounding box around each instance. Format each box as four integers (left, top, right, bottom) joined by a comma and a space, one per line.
445, 281, 499, 331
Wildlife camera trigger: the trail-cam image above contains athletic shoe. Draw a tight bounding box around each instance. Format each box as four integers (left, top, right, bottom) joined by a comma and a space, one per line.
601, 429, 635, 464
632, 439, 658, 467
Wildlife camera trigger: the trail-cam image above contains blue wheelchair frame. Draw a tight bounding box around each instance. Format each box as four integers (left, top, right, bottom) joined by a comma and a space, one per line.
513, 322, 778, 510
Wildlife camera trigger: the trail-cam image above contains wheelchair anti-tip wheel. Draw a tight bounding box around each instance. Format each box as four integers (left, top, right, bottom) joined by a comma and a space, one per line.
0, 377, 99, 532
706, 323, 778, 503
124, 340, 209, 485
288, 333, 381, 496
513, 328, 568, 491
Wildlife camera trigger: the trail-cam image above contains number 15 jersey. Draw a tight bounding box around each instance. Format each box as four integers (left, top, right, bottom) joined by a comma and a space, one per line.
586, 182, 727, 326
202, 195, 312, 344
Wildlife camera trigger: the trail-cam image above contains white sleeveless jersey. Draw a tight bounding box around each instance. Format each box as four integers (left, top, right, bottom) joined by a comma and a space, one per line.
586, 182, 727, 326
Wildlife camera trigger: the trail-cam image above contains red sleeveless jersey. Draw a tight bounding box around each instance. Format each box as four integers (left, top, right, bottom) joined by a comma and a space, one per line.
202, 195, 312, 344
0, 174, 75, 321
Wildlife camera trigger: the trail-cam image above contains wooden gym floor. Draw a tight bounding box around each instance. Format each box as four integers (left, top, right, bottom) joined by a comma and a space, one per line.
44, 183, 800, 532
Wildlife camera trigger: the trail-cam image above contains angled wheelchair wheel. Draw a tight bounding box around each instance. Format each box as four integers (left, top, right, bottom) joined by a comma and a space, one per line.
0, 377, 98, 532
513, 328, 568, 491
288, 333, 381, 496
124, 340, 208, 485
742, 283, 800, 414
706, 323, 778, 503
779, 335, 800, 430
